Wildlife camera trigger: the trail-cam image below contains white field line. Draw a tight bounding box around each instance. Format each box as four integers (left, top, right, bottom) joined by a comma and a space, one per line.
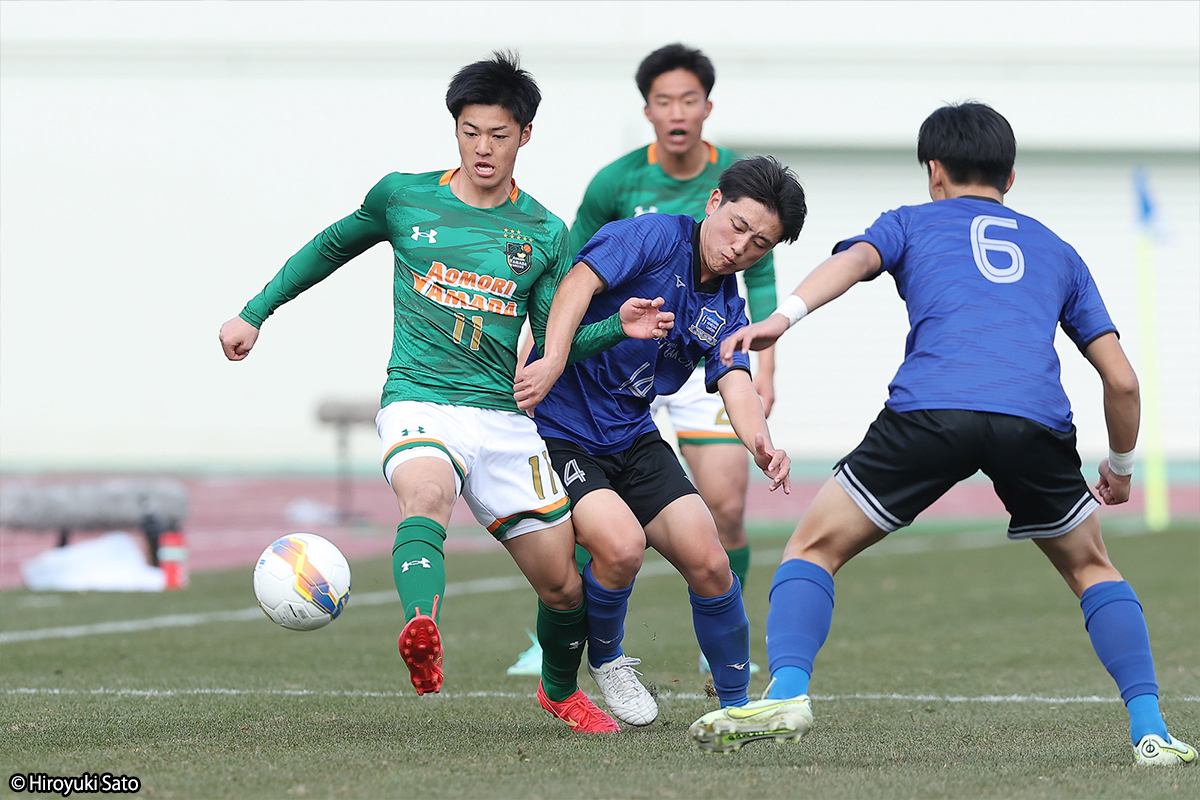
0, 522, 1178, 645
0, 560, 682, 644
3, 687, 1198, 704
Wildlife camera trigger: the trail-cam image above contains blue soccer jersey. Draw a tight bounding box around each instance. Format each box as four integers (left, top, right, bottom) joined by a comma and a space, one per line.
837, 196, 1116, 431
532, 214, 752, 454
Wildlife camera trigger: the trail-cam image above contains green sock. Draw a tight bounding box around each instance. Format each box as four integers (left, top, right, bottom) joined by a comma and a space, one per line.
726, 544, 751, 591
573, 544, 592, 574
392, 517, 447, 624
537, 599, 587, 702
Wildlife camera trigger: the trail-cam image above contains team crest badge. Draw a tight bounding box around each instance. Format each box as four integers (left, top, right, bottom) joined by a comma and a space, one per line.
506, 241, 533, 274
688, 307, 727, 345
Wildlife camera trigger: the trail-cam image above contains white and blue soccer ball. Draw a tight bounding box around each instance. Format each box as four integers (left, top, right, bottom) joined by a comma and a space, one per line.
253, 533, 351, 631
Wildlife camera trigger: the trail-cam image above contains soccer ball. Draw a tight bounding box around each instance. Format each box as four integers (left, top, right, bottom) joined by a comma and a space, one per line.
253, 533, 351, 631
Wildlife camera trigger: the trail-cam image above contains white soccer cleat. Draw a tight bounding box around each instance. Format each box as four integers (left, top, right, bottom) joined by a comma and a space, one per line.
587, 655, 659, 726
689, 694, 813, 754
506, 629, 543, 676
1134, 733, 1197, 766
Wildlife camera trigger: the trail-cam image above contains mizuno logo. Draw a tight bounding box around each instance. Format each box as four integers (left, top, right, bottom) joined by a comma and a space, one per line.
594, 637, 617, 645
411, 226, 438, 243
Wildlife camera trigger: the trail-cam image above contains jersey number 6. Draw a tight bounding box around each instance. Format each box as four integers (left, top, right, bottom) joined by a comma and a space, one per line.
970, 215, 1026, 284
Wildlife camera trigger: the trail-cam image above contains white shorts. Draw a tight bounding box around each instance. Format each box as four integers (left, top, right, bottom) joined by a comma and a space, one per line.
650, 369, 740, 446
376, 401, 571, 542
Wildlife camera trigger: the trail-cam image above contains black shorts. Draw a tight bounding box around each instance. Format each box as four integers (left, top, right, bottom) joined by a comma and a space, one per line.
543, 432, 699, 527
835, 408, 1099, 539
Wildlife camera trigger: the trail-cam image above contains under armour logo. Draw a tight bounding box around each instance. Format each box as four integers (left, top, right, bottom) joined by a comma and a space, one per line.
400, 557, 432, 572
634, 205, 658, 216
400, 427, 426, 437
411, 226, 438, 243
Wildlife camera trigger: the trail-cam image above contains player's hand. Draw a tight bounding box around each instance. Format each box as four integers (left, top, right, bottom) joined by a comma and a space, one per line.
720, 316, 789, 365
514, 356, 566, 413
220, 316, 260, 361
1095, 459, 1132, 505
620, 296, 674, 340
753, 372, 775, 418
753, 432, 791, 494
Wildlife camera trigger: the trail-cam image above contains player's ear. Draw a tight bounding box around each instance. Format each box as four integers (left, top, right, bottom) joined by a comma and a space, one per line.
703, 99, 712, 121
1003, 168, 1015, 194
705, 189, 722, 216
519, 123, 532, 148
926, 160, 946, 201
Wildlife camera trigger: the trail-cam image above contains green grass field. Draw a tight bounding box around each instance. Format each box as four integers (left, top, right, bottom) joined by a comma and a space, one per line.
2, 521, 1197, 799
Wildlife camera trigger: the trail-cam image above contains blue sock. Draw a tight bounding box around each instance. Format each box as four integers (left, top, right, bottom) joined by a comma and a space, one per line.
582, 562, 632, 669
1080, 581, 1167, 744
769, 666, 811, 699
765, 559, 834, 700
690, 574, 751, 708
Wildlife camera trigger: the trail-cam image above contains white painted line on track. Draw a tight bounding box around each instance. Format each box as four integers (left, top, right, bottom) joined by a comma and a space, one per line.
4, 687, 1197, 703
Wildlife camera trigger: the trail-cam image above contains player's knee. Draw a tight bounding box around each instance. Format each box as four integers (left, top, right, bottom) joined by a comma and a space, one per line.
536, 572, 583, 610
590, 540, 644, 586
682, 550, 734, 596
709, 495, 746, 540
400, 481, 454, 519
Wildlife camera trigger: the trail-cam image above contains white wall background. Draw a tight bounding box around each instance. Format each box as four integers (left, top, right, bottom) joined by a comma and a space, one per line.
2, 1, 1197, 472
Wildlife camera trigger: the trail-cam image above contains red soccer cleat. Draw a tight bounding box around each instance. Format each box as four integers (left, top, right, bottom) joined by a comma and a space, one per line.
398, 609, 443, 696
537, 681, 621, 733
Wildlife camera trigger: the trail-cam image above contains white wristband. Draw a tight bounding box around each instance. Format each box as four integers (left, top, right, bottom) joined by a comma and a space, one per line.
1108, 448, 1134, 476
773, 294, 809, 328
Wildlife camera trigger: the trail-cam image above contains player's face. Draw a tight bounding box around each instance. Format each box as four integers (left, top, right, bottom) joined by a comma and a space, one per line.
698, 191, 783, 281
643, 69, 712, 158
453, 104, 531, 200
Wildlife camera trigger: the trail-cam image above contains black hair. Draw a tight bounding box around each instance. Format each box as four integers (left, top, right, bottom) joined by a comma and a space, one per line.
917, 102, 1016, 192
635, 43, 716, 101
445, 50, 541, 129
716, 157, 807, 244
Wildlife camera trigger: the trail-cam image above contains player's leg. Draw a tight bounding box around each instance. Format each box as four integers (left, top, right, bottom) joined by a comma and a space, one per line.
378, 402, 466, 696
642, 492, 753, 709
690, 408, 978, 752
461, 414, 619, 732
1037, 519, 1193, 764
503, 521, 619, 733
986, 415, 1194, 765
543, 435, 660, 725
667, 371, 752, 588
569, 488, 660, 726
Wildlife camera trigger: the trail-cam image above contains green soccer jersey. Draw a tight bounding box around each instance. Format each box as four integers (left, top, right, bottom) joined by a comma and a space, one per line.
569, 142, 777, 322
240, 170, 624, 412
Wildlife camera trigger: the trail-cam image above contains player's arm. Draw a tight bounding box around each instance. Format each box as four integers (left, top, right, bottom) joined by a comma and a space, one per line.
719, 241, 882, 364
515, 263, 607, 411
219, 178, 393, 361
516, 251, 673, 411
716, 368, 790, 493
1083, 332, 1140, 505
742, 254, 779, 416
